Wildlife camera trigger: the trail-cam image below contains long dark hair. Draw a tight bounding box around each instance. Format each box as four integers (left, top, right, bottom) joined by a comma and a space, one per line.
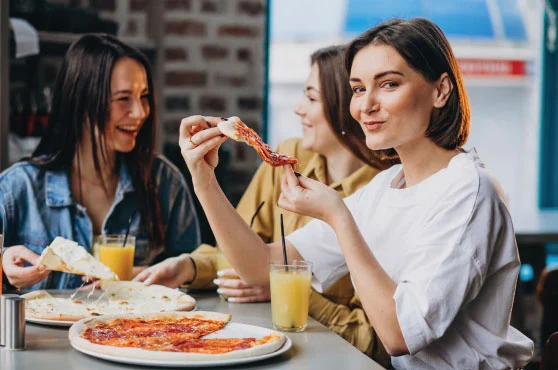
345, 18, 470, 160
311, 45, 396, 170
30, 34, 164, 249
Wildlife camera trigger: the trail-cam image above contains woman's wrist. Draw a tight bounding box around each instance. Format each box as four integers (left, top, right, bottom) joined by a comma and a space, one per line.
328, 204, 353, 232
180, 254, 197, 284
192, 175, 219, 197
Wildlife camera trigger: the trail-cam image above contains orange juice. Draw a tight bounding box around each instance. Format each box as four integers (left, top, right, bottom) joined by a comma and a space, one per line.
98, 243, 134, 280
97, 234, 135, 281
269, 261, 312, 332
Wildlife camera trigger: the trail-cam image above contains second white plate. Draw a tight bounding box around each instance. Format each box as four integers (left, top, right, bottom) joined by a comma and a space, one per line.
26, 316, 75, 327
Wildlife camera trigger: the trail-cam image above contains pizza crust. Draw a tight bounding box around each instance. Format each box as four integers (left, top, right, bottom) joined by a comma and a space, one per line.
69, 312, 285, 362
23, 282, 196, 322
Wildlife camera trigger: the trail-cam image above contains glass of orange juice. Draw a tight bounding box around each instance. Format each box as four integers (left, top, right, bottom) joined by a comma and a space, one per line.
97, 235, 135, 281
269, 260, 312, 332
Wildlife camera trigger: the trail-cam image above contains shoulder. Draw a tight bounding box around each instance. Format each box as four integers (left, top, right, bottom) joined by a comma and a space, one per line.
0, 161, 43, 188
151, 154, 188, 187
444, 150, 504, 206
428, 150, 511, 234
275, 138, 316, 168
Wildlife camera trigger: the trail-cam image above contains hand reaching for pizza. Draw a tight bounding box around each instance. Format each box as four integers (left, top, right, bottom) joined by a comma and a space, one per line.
214, 268, 271, 303
2, 245, 51, 289
133, 254, 196, 288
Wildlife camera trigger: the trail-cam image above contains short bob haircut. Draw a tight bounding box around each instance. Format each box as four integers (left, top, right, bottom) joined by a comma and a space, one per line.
311, 45, 395, 170
345, 18, 470, 160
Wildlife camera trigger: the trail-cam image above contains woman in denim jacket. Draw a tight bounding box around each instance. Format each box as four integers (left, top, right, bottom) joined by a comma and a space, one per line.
0, 34, 200, 290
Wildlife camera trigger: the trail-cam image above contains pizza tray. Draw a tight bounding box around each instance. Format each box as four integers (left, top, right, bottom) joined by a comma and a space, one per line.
68, 313, 292, 367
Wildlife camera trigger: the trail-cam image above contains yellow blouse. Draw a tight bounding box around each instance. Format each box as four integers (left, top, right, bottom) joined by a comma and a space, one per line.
188, 138, 389, 365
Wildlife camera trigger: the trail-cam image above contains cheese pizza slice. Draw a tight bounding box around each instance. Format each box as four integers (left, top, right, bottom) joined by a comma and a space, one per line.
39, 237, 119, 280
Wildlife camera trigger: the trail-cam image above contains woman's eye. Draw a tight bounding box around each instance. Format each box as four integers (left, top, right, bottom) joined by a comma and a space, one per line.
381, 81, 398, 89
117, 96, 130, 102
141, 94, 150, 100
352, 86, 365, 94
306, 95, 316, 102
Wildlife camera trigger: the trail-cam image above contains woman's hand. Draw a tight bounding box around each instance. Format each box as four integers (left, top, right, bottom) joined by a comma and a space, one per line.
214, 268, 271, 303
278, 164, 345, 225
133, 255, 195, 288
179, 115, 228, 190
2, 245, 51, 289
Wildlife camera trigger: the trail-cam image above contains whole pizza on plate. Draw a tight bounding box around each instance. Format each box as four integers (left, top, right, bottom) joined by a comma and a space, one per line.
68, 311, 287, 362
22, 281, 196, 322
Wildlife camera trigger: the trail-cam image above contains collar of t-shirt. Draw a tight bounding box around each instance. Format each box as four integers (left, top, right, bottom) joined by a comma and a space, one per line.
385, 148, 482, 204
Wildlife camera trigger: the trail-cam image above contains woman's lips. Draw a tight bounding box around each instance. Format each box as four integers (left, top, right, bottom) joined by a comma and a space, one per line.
116, 127, 139, 137
363, 121, 385, 131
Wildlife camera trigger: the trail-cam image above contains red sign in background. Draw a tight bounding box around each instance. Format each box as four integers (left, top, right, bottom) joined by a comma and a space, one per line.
457, 59, 526, 77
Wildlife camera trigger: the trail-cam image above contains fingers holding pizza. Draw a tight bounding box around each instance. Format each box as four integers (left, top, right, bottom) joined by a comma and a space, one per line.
2, 245, 51, 289
179, 115, 228, 190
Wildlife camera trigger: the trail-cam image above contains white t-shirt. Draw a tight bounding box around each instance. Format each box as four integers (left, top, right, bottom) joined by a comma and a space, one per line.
287, 149, 534, 369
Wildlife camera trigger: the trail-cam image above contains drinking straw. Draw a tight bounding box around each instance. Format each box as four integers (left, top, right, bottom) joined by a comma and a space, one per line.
122, 209, 137, 248
250, 201, 266, 228
280, 214, 288, 271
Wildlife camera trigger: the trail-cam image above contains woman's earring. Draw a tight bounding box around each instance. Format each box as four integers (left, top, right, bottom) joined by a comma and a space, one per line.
341, 131, 346, 136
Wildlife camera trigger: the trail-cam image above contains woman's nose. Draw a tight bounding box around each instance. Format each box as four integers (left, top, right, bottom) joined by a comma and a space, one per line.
361, 92, 379, 114
294, 102, 304, 116
129, 98, 148, 120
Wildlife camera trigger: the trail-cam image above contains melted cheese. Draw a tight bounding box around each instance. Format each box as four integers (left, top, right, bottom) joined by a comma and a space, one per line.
217, 117, 245, 142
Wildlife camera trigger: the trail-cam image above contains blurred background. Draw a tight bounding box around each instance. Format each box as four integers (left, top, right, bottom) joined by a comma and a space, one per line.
0, 0, 557, 365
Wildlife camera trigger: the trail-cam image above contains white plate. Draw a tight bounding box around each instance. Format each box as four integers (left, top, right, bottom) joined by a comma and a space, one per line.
26, 316, 75, 327
69, 313, 292, 367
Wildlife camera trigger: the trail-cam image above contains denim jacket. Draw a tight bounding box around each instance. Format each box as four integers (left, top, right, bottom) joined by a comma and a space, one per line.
0, 154, 201, 290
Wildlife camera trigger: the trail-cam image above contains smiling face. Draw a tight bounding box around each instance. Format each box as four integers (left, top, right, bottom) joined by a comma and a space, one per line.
105, 57, 150, 153
294, 63, 339, 155
349, 44, 440, 153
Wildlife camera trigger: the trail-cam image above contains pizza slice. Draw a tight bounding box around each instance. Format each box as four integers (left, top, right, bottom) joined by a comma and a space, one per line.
218, 116, 298, 167
39, 236, 119, 280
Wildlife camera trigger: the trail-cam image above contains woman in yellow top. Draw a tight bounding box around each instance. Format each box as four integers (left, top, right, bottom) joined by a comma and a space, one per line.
135, 45, 394, 365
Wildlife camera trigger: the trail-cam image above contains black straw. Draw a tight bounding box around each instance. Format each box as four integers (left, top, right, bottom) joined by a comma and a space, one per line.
122, 210, 137, 248
280, 214, 288, 271
250, 201, 266, 228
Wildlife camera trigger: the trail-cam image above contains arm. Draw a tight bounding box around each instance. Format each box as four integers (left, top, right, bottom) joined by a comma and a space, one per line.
140, 160, 280, 292
179, 116, 301, 285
